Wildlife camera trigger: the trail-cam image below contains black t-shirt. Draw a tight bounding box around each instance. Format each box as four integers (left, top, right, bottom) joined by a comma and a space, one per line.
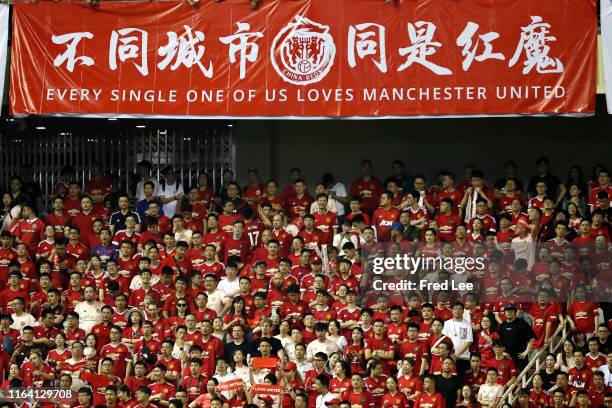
539, 368, 561, 390
252, 336, 284, 357
435, 374, 463, 408
498, 317, 535, 357
224, 339, 253, 362
528, 173, 562, 197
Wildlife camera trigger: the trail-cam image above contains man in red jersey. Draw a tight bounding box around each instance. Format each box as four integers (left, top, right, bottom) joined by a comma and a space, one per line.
45, 197, 71, 238
364, 319, 395, 375
286, 179, 314, 220
298, 214, 323, 251
488, 342, 517, 386
221, 220, 250, 264
461, 170, 493, 223
590, 169, 612, 210
434, 198, 461, 242
399, 323, 428, 376
312, 194, 339, 246
71, 196, 101, 244
568, 350, 594, 392
350, 159, 383, 215
0, 232, 17, 287
343, 374, 373, 407
530, 289, 561, 350
372, 191, 400, 243
414, 375, 444, 408
100, 325, 131, 378
436, 172, 463, 214
0, 270, 29, 313
10, 203, 45, 257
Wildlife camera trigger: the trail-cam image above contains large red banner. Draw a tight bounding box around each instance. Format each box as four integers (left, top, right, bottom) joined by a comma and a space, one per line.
10, 0, 596, 118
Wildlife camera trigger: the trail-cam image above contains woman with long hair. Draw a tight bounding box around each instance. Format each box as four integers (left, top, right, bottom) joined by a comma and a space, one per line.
382, 375, 408, 407
223, 296, 248, 332
530, 373, 549, 406
121, 310, 144, 346
456, 384, 480, 408
47, 332, 71, 369
329, 361, 352, 397
555, 340, 576, 372
476, 315, 499, 368
540, 353, 561, 390
397, 358, 423, 403
230, 349, 250, 387
364, 359, 387, 406
343, 327, 366, 375
274, 320, 293, 350
1, 363, 23, 388
327, 320, 348, 353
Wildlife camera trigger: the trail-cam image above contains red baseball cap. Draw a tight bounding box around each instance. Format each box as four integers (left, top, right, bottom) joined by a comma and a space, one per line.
284, 362, 297, 371
310, 256, 322, 264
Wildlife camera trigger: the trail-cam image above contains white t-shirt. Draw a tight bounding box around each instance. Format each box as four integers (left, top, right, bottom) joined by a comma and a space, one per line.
10, 312, 38, 332
328, 182, 348, 216
316, 392, 336, 408
477, 383, 504, 407
600, 363, 612, 387
442, 318, 473, 360
159, 181, 184, 218
136, 178, 160, 201
74, 301, 103, 334
214, 372, 236, 399
218, 278, 240, 297
511, 234, 535, 270
306, 339, 339, 361
206, 289, 229, 314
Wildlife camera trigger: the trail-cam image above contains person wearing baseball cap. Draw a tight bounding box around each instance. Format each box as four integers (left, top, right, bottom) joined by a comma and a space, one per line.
497, 303, 535, 371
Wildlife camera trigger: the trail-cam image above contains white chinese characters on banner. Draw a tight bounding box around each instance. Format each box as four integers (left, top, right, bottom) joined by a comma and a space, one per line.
47, 15, 566, 80
109, 28, 149, 76
509, 16, 564, 74
219, 22, 264, 80
158, 25, 213, 77
347, 23, 387, 73
52, 32, 94, 72
398, 21, 452, 75
456, 22, 505, 71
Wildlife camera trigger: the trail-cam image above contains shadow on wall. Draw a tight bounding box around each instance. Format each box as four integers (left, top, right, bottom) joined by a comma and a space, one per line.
234, 114, 612, 187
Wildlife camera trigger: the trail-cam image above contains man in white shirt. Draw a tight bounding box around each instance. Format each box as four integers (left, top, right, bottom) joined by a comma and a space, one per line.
203, 274, 230, 315
159, 167, 184, 218
74, 286, 103, 334
294, 343, 314, 380
135, 160, 160, 201
9, 297, 38, 332
477, 368, 505, 408
323, 173, 348, 217
314, 375, 335, 408
218, 263, 240, 298
442, 302, 473, 376
306, 322, 339, 362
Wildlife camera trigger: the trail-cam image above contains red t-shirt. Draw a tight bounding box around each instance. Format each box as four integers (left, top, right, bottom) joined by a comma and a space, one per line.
372, 206, 400, 242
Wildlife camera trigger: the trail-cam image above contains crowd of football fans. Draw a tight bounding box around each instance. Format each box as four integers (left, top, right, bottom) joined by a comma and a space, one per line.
0, 157, 610, 408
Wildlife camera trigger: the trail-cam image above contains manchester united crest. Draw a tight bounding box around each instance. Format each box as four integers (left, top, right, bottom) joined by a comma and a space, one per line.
270, 16, 336, 86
